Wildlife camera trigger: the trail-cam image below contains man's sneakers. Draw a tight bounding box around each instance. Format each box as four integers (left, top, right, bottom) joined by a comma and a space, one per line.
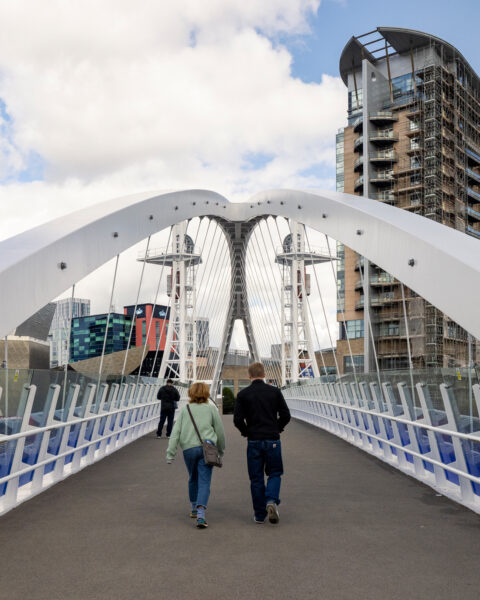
253, 516, 266, 524
189, 510, 197, 518
266, 502, 280, 524
196, 518, 208, 529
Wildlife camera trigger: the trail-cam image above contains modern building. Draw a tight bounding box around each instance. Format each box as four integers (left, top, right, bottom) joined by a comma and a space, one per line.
70, 313, 132, 363
123, 304, 169, 350
49, 298, 90, 367
336, 27, 480, 372
196, 317, 210, 351
123, 304, 170, 377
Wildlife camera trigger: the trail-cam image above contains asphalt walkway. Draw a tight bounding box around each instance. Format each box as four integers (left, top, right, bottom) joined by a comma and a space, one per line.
2, 417, 480, 600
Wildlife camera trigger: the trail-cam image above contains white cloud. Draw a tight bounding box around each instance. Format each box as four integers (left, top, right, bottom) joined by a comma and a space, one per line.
0, 0, 344, 350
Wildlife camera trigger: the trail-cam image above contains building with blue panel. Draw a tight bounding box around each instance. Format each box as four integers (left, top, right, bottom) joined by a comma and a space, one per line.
70, 313, 132, 363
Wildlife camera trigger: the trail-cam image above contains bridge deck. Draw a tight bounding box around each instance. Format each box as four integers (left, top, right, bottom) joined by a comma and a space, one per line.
2, 417, 480, 600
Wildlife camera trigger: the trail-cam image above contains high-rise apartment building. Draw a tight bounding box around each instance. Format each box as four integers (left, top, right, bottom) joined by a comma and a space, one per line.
49, 298, 90, 367
336, 27, 480, 372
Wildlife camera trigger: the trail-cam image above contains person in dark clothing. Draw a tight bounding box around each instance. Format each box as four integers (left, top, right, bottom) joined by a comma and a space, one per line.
234, 362, 291, 524
156, 379, 180, 438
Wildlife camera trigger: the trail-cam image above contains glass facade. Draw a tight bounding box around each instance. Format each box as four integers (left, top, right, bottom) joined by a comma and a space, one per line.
344, 355, 364, 373
348, 88, 363, 113
49, 298, 90, 367
340, 319, 364, 340
70, 313, 132, 363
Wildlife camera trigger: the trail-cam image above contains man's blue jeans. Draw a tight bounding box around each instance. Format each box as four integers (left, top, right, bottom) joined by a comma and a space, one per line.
183, 446, 213, 508
247, 439, 284, 521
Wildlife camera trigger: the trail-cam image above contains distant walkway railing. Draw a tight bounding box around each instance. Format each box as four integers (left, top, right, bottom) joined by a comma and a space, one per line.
283, 375, 480, 514
0, 368, 188, 516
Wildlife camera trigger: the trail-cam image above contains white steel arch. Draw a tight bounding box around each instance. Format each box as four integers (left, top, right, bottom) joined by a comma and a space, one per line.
1, 188, 480, 343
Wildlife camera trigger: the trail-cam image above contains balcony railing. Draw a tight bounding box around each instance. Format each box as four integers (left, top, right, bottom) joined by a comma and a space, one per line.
354, 136, 364, 149
370, 130, 398, 142
371, 192, 395, 202
353, 117, 363, 132
467, 168, 480, 184
354, 175, 364, 189
467, 187, 480, 202
354, 156, 364, 170
369, 152, 398, 162
370, 172, 394, 183
369, 111, 398, 122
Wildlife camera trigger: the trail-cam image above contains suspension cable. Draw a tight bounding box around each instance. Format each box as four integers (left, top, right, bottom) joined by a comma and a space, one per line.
136, 226, 173, 386
121, 235, 152, 381
322, 234, 359, 382
97, 254, 120, 394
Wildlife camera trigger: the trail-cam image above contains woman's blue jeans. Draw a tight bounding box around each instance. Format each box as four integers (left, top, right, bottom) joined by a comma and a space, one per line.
183, 446, 213, 508
247, 440, 284, 521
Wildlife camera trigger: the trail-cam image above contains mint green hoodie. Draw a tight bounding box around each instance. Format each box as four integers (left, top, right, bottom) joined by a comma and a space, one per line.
166, 402, 226, 460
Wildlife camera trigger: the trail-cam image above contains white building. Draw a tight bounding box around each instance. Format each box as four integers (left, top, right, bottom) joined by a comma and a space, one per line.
49, 298, 90, 367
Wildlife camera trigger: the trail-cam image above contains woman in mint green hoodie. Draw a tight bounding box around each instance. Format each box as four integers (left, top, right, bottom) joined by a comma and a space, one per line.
166, 382, 225, 529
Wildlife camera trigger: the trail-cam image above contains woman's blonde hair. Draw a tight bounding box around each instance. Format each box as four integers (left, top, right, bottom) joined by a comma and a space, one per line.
188, 381, 210, 404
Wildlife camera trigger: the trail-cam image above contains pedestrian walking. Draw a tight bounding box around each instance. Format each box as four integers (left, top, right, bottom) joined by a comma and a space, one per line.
156, 378, 180, 438
234, 362, 291, 524
166, 382, 226, 529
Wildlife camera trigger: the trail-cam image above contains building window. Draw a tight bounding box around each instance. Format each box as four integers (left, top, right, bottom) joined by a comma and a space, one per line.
410, 156, 421, 169
348, 88, 363, 113
141, 320, 147, 345
340, 319, 364, 340
344, 355, 364, 373
410, 173, 421, 186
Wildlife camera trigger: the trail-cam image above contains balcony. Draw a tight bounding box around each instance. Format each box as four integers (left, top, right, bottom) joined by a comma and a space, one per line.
466, 147, 480, 164
467, 168, 480, 184
371, 191, 395, 203
371, 274, 397, 285
354, 175, 364, 190
354, 136, 364, 150
369, 111, 398, 124
370, 172, 394, 185
369, 151, 398, 163
467, 225, 480, 238
467, 187, 480, 202
467, 205, 480, 220
355, 274, 397, 289
369, 130, 398, 143
354, 156, 364, 171
353, 117, 363, 133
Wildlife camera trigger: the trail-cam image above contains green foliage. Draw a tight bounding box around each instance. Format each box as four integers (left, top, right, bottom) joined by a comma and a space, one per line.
222, 386, 235, 414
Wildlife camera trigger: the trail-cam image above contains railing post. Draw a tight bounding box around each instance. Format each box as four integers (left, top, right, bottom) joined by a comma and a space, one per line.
440, 383, 475, 504
71, 383, 95, 474
31, 384, 61, 494
4, 384, 36, 510
370, 382, 394, 462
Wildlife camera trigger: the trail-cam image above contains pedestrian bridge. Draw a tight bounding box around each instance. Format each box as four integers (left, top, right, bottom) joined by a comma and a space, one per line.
1, 415, 479, 600
1, 188, 480, 598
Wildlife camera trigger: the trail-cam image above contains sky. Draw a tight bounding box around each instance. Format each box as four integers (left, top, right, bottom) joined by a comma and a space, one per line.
1, 0, 479, 351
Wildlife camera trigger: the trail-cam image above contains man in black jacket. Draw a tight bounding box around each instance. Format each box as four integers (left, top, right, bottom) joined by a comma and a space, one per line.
156, 379, 180, 438
234, 362, 291, 524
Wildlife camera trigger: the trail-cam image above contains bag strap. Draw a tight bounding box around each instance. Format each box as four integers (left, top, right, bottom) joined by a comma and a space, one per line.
186, 405, 204, 444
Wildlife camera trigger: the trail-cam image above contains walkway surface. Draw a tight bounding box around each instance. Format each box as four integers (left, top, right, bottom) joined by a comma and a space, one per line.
2, 417, 480, 600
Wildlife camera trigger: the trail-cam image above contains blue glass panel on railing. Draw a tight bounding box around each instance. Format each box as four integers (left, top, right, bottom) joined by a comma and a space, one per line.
19, 432, 43, 485
435, 433, 459, 485
461, 440, 480, 495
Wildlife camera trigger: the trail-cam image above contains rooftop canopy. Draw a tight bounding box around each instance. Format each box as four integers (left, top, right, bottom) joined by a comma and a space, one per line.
339, 26, 479, 92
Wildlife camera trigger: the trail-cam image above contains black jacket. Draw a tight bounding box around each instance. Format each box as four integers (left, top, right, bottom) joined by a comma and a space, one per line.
157, 385, 180, 412
233, 379, 291, 440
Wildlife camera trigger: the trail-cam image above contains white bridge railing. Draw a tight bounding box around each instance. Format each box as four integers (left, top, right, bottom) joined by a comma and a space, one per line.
0, 370, 189, 516
284, 377, 480, 514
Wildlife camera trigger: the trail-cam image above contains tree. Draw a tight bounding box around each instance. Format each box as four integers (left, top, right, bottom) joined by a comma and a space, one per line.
222, 386, 235, 414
